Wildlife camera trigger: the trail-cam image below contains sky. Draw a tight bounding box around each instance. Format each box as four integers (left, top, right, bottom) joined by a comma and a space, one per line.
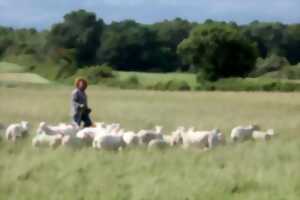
0, 0, 299, 30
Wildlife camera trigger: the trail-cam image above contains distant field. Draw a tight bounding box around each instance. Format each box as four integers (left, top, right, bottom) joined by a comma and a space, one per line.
0, 62, 51, 84
0, 73, 50, 84
117, 71, 198, 87
0, 62, 27, 73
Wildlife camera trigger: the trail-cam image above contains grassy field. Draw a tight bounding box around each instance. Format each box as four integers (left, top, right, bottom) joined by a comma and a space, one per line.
117, 71, 197, 87
0, 62, 28, 73
0, 85, 300, 199
0, 61, 51, 85
0, 73, 51, 84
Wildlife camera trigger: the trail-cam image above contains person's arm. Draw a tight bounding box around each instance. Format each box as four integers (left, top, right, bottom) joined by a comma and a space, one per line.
72, 91, 84, 112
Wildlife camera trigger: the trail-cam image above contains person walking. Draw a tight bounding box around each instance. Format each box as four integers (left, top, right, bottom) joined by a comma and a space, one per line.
71, 78, 92, 127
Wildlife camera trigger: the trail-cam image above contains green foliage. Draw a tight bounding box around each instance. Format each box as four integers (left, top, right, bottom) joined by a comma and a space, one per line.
71, 65, 115, 84
117, 71, 197, 88
196, 78, 300, 92
242, 22, 288, 57
242, 22, 300, 65
251, 54, 290, 77
151, 18, 195, 71
97, 20, 171, 72
149, 79, 191, 91
0, 11, 300, 83
126, 75, 140, 85
47, 9, 104, 66
263, 63, 300, 80
178, 23, 258, 81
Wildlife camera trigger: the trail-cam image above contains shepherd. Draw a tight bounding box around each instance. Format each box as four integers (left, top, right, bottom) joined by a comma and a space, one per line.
71, 78, 92, 127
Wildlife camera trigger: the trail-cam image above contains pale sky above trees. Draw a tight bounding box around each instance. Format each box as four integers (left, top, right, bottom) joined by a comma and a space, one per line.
0, 0, 299, 29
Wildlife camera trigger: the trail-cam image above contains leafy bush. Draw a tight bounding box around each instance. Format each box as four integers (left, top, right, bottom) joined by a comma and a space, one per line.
72, 65, 115, 84
263, 63, 300, 80
196, 78, 300, 92
178, 23, 258, 81
126, 75, 139, 85
99, 75, 141, 89
166, 80, 191, 91
251, 54, 290, 77
149, 79, 191, 91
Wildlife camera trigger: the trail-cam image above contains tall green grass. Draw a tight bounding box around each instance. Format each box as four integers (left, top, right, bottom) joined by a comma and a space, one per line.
0, 62, 28, 73
117, 71, 197, 87
0, 73, 50, 84
0, 86, 300, 199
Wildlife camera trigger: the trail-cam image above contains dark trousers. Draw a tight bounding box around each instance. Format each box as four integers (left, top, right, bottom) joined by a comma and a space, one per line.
73, 113, 92, 127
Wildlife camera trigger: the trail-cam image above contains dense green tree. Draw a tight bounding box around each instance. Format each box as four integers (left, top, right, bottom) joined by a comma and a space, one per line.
151, 18, 195, 71
178, 23, 258, 81
97, 20, 170, 72
47, 9, 104, 66
284, 24, 300, 64
0, 10, 299, 78
242, 21, 288, 58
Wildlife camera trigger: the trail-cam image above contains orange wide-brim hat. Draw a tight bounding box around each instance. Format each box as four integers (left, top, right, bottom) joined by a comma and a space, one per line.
75, 78, 88, 88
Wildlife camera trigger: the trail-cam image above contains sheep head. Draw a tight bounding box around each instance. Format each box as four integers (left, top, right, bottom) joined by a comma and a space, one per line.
21, 121, 30, 130
155, 126, 163, 134
267, 129, 275, 136
37, 122, 47, 134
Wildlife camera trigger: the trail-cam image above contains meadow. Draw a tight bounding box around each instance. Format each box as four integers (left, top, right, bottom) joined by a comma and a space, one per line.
1, 84, 300, 200
117, 71, 198, 88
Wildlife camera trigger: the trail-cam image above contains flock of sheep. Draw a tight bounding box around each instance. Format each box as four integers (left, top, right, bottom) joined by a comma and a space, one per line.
1, 121, 276, 151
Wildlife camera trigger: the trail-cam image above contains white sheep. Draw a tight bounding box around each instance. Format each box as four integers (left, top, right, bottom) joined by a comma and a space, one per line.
37, 122, 79, 136
76, 127, 102, 145
230, 125, 260, 142
137, 126, 163, 145
76, 123, 120, 146
93, 134, 126, 151
93, 122, 106, 128
148, 139, 169, 150
181, 127, 211, 149
208, 131, 226, 149
5, 121, 30, 142
122, 131, 140, 147
32, 133, 63, 149
252, 129, 275, 141
170, 126, 185, 146
179, 127, 224, 150
77, 123, 119, 138
61, 135, 84, 148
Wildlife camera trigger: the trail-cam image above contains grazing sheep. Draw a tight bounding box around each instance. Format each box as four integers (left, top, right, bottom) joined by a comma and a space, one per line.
138, 126, 163, 145
32, 133, 63, 149
162, 135, 173, 145
122, 131, 140, 147
61, 135, 84, 148
76, 123, 120, 146
93, 134, 126, 151
148, 139, 169, 150
37, 122, 79, 136
93, 122, 106, 128
181, 128, 211, 149
170, 126, 185, 146
252, 129, 275, 141
5, 121, 30, 142
76, 127, 103, 145
180, 128, 224, 150
208, 131, 226, 149
230, 125, 260, 142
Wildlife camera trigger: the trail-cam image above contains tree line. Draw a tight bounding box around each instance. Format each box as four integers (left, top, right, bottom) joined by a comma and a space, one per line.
0, 9, 299, 81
